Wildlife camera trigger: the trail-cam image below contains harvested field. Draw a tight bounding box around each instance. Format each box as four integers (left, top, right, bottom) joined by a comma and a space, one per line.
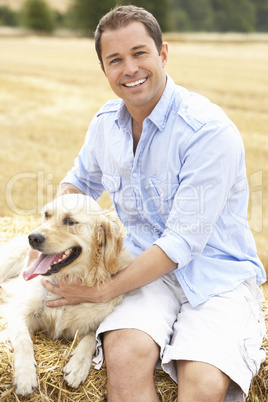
0, 34, 267, 274
0, 214, 267, 401
0, 33, 267, 400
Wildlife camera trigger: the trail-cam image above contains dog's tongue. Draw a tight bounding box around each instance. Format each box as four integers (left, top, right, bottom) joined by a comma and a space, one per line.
23, 254, 57, 281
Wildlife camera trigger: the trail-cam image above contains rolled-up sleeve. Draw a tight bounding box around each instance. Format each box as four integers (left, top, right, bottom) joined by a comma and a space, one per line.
61, 117, 105, 200
154, 120, 244, 268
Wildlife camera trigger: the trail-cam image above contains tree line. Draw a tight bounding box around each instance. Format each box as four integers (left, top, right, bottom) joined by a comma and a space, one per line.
0, 0, 267, 33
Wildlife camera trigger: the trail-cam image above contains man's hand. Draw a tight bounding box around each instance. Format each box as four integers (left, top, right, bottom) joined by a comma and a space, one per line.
41, 245, 177, 308
41, 278, 111, 307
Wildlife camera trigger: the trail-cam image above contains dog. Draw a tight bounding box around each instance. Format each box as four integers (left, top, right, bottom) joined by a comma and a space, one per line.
0, 194, 132, 396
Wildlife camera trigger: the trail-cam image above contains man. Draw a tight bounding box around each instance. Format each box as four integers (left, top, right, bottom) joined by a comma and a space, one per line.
41, 6, 266, 402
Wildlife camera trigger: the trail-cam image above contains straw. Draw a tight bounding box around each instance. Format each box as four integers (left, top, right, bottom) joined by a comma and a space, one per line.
0, 216, 267, 401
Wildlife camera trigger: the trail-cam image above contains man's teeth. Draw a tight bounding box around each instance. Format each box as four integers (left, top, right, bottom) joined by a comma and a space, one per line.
125, 78, 146, 87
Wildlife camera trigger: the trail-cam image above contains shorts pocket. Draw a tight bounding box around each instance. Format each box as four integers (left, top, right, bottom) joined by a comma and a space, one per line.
240, 298, 266, 376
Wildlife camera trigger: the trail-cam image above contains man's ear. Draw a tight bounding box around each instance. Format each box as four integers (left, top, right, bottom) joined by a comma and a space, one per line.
161, 42, 168, 68
99, 61, 106, 75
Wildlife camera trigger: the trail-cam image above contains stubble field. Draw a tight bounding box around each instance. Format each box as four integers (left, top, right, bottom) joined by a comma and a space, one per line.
0, 33, 267, 279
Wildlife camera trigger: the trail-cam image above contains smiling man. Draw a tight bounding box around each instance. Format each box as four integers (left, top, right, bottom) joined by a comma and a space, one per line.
100, 22, 167, 113
40, 5, 266, 402
99, 19, 168, 154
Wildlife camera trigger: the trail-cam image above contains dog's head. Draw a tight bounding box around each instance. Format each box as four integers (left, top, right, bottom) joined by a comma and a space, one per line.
23, 194, 126, 285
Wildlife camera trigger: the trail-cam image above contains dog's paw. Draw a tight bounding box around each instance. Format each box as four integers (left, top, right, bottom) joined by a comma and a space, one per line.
63, 352, 92, 388
13, 358, 37, 395
14, 371, 37, 395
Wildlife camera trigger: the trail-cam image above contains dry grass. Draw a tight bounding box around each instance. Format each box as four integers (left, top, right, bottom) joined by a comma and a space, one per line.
0, 216, 267, 401
0, 216, 177, 401
0, 35, 267, 275
0, 332, 178, 402
0, 34, 267, 399
0, 36, 113, 219
0, 0, 71, 12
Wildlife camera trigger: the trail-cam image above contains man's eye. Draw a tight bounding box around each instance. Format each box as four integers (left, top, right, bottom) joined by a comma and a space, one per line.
110, 58, 120, 64
135, 51, 145, 56
64, 217, 77, 226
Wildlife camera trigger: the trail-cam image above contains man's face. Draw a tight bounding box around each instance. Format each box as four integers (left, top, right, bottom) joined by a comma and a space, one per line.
100, 21, 168, 115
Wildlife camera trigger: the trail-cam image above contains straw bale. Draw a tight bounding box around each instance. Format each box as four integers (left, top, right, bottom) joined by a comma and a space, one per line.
0, 216, 267, 401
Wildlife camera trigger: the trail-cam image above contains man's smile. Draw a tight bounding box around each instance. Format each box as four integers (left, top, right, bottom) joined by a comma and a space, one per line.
123, 78, 147, 88
101, 21, 168, 115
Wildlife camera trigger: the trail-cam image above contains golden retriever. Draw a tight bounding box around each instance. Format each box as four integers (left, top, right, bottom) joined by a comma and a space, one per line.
0, 194, 132, 395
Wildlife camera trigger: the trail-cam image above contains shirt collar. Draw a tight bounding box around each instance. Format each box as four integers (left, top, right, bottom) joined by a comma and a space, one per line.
115, 74, 176, 132
149, 75, 176, 131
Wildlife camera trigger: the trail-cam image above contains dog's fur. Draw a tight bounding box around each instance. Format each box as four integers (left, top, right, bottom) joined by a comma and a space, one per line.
0, 194, 132, 395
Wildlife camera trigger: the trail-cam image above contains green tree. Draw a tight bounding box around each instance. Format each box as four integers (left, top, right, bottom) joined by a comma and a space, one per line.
69, 0, 117, 35
21, 0, 55, 33
120, 0, 171, 32
0, 6, 18, 26
177, 0, 214, 31
254, 0, 268, 31
70, 0, 171, 35
211, 0, 256, 32
170, 0, 214, 31
171, 8, 192, 31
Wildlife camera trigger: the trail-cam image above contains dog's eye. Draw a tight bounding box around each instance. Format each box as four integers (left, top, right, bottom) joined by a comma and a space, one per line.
44, 211, 50, 219
63, 217, 77, 226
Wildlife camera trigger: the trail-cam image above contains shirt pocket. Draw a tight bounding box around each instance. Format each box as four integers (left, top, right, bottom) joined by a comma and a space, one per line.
148, 177, 179, 224
101, 173, 121, 193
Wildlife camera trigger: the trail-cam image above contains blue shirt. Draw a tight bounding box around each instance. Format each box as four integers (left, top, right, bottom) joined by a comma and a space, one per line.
63, 75, 266, 306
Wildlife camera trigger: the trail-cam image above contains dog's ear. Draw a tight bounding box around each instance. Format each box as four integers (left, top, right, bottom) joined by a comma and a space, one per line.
94, 218, 123, 275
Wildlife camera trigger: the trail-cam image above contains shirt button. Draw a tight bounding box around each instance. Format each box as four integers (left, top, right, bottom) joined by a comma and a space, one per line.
133, 173, 137, 178
160, 192, 164, 198
137, 206, 141, 211
153, 228, 158, 232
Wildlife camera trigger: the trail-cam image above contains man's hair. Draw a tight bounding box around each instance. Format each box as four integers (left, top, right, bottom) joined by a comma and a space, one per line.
95, 5, 163, 66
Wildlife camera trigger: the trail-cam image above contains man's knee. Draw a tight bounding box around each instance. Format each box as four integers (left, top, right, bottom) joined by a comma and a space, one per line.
177, 360, 231, 402
104, 328, 159, 372
103, 329, 160, 401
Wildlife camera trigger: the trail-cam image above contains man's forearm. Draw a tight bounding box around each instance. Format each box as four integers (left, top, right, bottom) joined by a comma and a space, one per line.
107, 245, 177, 300
42, 245, 177, 307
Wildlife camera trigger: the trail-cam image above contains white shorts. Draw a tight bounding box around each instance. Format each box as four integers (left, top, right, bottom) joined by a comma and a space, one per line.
94, 273, 266, 402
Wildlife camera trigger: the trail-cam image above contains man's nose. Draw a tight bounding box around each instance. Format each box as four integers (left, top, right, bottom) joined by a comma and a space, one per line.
123, 57, 139, 76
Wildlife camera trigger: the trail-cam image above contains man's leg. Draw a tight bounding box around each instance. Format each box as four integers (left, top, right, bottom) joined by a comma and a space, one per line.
176, 360, 231, 402
161, 279, 265, 402
95, 277, 181, 401
104, 328, 160, 402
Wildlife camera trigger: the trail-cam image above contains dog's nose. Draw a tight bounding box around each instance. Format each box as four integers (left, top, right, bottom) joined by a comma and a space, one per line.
28, 233, 45, 249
